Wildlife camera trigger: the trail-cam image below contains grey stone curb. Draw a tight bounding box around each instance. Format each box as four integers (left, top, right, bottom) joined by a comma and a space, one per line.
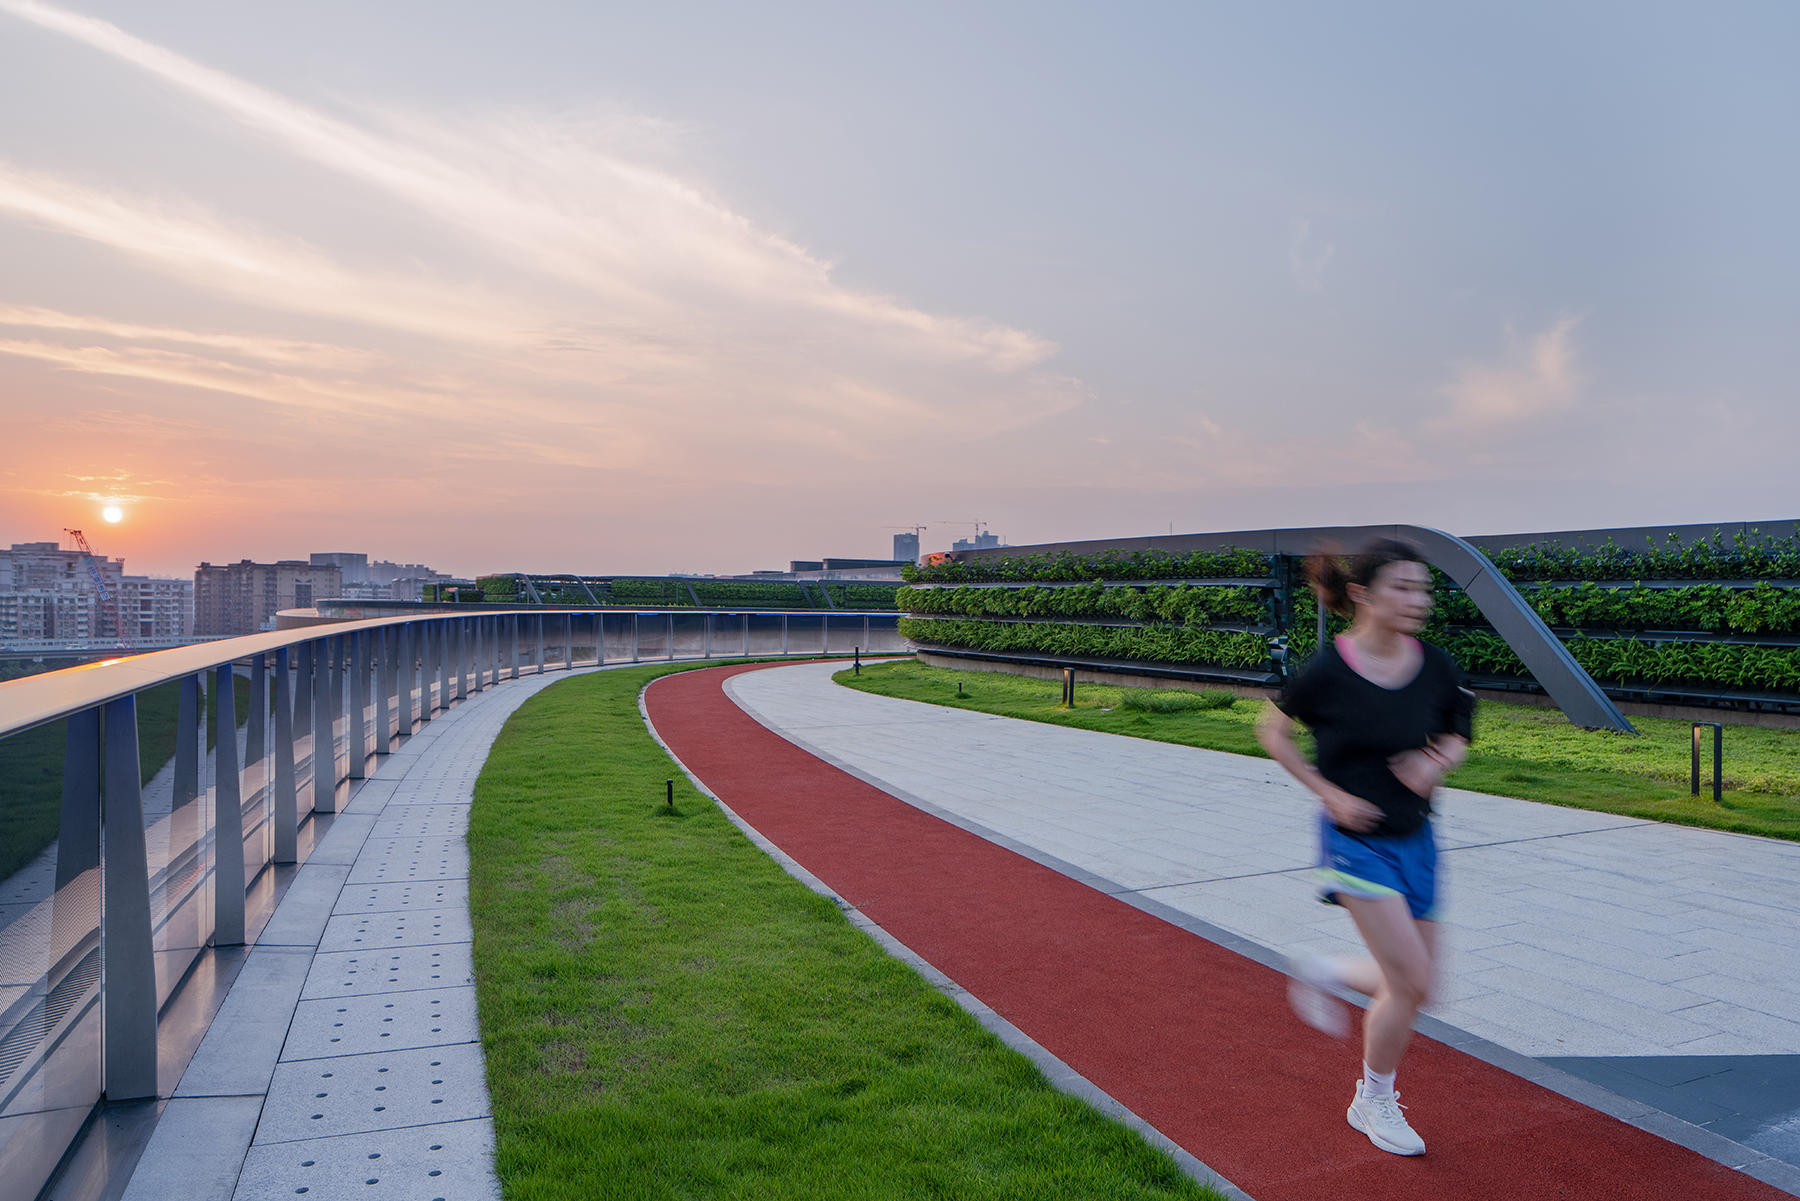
641, 670, 1255, 1201
724, 667, 1800, 1200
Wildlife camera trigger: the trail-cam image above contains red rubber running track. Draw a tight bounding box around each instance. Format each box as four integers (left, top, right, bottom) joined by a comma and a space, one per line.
645, 663, 1788, 1200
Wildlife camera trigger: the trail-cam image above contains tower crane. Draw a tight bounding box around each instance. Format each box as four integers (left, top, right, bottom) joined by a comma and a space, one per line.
65, 528, 136, 652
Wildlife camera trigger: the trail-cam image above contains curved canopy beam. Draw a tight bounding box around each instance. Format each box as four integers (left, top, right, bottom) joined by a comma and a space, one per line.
952, 523, 1636, 733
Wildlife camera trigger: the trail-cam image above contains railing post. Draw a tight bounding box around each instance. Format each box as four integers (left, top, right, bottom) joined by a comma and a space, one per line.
294, 640, 312, 739
102, 694, 158, 1100
329, 633, 344, 775
175, 673, 200, 814
704, 613, 712, 659
53, 708, 102, 987
508, 614, 519, 678
782, 614, 789, 655
375, 626, 392, 754
631, 613, 639, 663
348, 630, 367, 779
397, 623, 412, 732
666, 612, 675, 661
428, 620, 442, 715
248, 653, 268, 867
213, 662, 246, 944
273, 645, 297, 863
312, 636, 336, 813
246, 653, 266, 775
455, 619, 468, 700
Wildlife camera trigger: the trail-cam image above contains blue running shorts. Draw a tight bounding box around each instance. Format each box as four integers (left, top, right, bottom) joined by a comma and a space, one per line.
1316, 812, 1439, 921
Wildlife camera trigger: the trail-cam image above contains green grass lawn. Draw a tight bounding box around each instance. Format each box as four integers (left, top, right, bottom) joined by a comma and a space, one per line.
836, 660, 1800, 843
468, 661, 1225, 1201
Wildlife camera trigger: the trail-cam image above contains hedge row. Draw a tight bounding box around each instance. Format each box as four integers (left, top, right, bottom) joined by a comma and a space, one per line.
1442, 629, 1800, 693
899, 616, 1269, 670
902, 582, 1267, 626
903, 547, 1271, 585
1485, 530, 1800, 582
1438, 580, 1800, 635
902, 530, 1800, 585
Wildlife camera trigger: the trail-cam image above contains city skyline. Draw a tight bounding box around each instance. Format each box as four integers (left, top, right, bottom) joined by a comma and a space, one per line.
2, 2, 1796, 578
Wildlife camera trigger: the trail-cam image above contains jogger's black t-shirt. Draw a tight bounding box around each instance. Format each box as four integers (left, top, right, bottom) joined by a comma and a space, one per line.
1276, 639, 1475, 838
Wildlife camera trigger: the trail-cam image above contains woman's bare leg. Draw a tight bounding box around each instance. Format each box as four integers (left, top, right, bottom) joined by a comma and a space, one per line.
1339, 896, 1437, 1074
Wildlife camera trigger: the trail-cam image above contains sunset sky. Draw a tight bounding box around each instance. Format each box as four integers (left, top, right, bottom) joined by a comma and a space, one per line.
2, 1, 1795, 578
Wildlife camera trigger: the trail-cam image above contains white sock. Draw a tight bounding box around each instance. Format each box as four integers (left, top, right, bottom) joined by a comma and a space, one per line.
1362, 1064, 1397, 1098
1298, 954, 1343, 988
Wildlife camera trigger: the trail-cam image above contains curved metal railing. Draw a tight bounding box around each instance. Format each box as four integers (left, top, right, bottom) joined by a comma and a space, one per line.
0, 607, 904, 1197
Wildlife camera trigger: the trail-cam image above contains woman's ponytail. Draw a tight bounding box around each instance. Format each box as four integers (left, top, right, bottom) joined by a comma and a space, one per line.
1307, 538, 1426, 618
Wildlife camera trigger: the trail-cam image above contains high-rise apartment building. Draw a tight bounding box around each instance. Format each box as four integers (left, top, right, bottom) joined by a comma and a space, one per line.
0, 541, 193, 650
309, 552, 453, 601
193, 560, 341, 635
893, 532, 920, 563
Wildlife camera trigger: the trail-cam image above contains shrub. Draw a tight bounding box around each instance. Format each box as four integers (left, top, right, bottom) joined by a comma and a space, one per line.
1118, 688, 1237, 713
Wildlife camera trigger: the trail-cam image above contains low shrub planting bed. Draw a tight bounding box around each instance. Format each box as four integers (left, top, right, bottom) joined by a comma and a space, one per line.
899, 616, 1269, 671
469, 662, 1223, 1200
837, 660, 1800, 842
905, 582, 1266, 625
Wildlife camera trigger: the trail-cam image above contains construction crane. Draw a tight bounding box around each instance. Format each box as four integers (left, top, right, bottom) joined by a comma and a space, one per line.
65, 528, 136, 652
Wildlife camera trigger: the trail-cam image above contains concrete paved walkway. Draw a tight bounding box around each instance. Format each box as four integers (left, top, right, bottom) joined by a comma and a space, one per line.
120, 668, 600, 1201
725, 661, 1800, 1165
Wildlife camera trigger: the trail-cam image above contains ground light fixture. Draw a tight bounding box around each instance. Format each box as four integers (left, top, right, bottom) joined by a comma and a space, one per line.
1692, 722, 1723, 802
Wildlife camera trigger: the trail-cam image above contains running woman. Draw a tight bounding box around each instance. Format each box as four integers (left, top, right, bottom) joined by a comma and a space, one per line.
1257, 539, 1473, 1157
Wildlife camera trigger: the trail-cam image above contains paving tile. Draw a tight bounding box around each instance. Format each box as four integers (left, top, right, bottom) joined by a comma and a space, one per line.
257, 1043, 491, 1144
334, 880, 470, 916
282, 987, 478, 1060
346, 838, 470, 885
234, 1117, 498, 1200
300, 938, 473, 1003
319, 908, 474, 953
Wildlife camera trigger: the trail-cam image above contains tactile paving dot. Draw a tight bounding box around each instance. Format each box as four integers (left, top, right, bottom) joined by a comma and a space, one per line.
283, 987, 478, 1060
319, 908, 473, 953
346, 838, 469, 885
237, 1115, 499, 1199
301, 944, 472, 1000
257, 1043, 491, 1142
333, 881, 467, 915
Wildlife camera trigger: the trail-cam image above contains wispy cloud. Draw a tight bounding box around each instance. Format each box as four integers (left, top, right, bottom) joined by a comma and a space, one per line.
0, 0, 1078, 503
1436, 317, 1582, 429
1288, 218, 1335, 292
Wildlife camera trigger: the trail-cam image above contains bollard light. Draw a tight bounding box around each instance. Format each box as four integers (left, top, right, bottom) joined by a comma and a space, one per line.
1692, 723, 1723, 803
1062, 667, 1075, 708
854, 646, 861, 675
666, 778, 674, 808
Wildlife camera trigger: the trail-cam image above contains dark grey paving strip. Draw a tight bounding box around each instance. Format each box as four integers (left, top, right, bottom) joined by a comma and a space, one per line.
642, 685, 1256, 1201
725, 679, 1800, 1200
1543, 1056, 1800, 1168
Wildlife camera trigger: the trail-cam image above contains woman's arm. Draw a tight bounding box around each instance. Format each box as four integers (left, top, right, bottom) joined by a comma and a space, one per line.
1256, 704, 1384, 831
1389, 734, 1469, 797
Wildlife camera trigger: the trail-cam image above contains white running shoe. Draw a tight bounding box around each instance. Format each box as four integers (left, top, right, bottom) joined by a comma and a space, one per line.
1286, 955, 1348, 1038
1346, 1081, 1426, 1156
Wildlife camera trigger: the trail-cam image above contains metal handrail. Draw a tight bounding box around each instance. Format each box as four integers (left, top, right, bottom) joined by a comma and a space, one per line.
0, 607, 900, 741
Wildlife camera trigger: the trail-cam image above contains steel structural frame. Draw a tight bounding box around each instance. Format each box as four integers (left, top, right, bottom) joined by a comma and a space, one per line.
950, 523, 1635, 733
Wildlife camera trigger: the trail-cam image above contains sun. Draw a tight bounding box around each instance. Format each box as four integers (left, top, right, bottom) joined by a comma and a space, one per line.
102, 505, 123, 523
